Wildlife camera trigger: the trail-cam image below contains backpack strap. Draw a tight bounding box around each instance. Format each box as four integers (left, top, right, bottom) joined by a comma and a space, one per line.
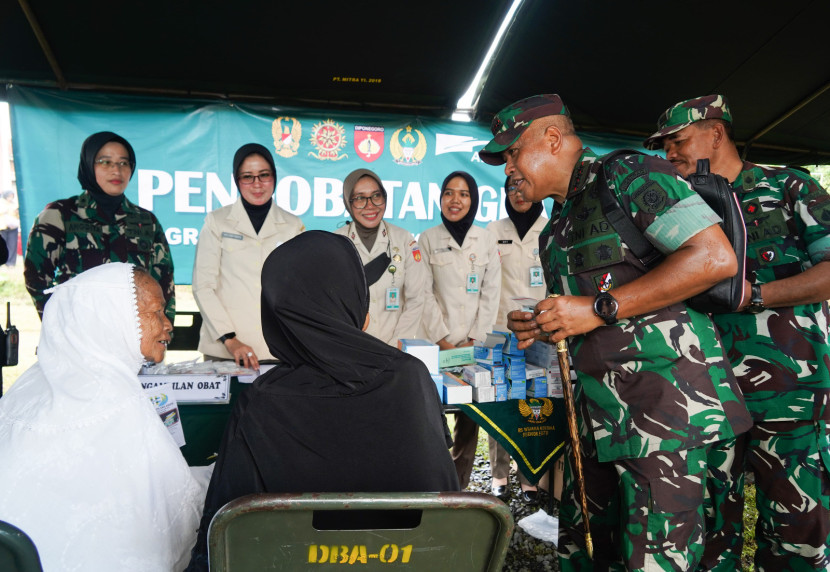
595, 150, 664, 268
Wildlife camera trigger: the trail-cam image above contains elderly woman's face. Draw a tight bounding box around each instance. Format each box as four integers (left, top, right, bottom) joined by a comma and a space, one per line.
237, 154, 275, 206
94, 141, 132, 197
135, 273, 172, 363
349, 176, 386, 229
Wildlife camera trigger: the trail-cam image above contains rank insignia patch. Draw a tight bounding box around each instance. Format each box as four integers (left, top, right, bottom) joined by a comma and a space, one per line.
272, 117, 301, 158
390, 125, 427, 166
309, 119, 348, 161
354, 125, 384, 162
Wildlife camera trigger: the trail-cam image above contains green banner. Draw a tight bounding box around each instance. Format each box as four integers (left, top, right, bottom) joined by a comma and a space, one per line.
458, 397, 567, 484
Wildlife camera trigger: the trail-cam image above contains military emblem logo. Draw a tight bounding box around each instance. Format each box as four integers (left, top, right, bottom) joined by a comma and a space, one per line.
354, 125, 384, 162
594, 272, 613, 292
411, 242, 422, 262
309, 119, 348, 161
746, 203, 758, 215
518, 398, 554, 424
390, 125, 427, 166
760, 248, 776, 262
272, 117, 302, 158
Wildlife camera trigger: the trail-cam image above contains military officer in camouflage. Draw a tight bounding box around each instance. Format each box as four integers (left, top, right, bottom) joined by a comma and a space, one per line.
645, 95, 830, 572
480, 94, 752, 571
25, 132, 175, 324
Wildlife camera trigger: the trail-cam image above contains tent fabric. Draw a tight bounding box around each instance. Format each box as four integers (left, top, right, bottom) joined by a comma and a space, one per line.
1, 1, 830, 165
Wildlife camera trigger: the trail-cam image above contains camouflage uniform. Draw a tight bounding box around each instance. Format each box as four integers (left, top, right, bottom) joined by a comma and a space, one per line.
645, 95, 830, 572
543, 149, 752, 571
701, 163, 830, 572
24, 190, 175, 321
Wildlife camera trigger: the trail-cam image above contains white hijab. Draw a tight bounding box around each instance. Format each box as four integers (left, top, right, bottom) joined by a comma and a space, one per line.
0, 263, 204, 571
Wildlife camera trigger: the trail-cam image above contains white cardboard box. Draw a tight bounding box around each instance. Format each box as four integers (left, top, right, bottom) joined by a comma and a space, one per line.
462, 364, 492, 388
442, 372, 473, 404
398, 338, 440, 375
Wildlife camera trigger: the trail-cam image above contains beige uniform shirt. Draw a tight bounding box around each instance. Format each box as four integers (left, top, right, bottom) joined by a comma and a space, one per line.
193, 199, 304, 359
418, 223, 501, 345
335, 221, 427, 346
486, 216, 548, 330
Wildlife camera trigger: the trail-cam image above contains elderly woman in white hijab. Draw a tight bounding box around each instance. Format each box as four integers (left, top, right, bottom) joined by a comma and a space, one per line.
0, 263, 207, 572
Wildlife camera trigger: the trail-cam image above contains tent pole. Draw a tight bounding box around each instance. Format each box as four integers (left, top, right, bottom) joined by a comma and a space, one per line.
17, 0, 67, 90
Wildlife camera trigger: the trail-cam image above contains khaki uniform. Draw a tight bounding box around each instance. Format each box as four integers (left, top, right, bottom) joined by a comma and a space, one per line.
334, 221, 427, 346
486, 215, 548, 486
418, 224, 501, 345
193, 200, 304, 359
418, 222, 501, 489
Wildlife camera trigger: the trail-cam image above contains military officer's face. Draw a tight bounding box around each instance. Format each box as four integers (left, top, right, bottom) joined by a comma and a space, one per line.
502, 123, 560, 203
135, 272, 172, 364
441, 176, 472, 222
94, 142, 132, 196
237, 154, 275, 206
349, 175, 386, 229
662, 123, 715, 178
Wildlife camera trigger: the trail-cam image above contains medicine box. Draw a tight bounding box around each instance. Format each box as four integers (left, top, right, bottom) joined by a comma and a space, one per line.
477, 361, 505, 384
525, 363, 545, 380
504, 355, 527, 382
473, 333, 505, 364
527, 376, 548, 398
439, 346, 476, 369
442, 372, 473, 404
511, 296, 539, 313
494, 382, 509, 402
430, 373, 443, 397
398, 339, 439, 375
462, 364, 492, 388
494, 330, 525, 357
509, 379, 526, 400
473, 384, 495, 403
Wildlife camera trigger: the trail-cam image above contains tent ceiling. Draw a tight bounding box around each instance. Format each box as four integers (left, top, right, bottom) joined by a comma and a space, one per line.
2, 0, 829, 165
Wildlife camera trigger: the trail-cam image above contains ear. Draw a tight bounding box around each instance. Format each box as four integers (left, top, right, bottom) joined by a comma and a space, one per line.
711, 122, 726, 149
542, 124, 564, 155
362, 312, 370, 332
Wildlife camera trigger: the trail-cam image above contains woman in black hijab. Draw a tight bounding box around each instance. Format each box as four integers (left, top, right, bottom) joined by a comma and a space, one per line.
186, 231, 458, 571
24, 131, 176, 323
192, 143, 305, 369
417, 171, 501, 490
485, 177, 548, 504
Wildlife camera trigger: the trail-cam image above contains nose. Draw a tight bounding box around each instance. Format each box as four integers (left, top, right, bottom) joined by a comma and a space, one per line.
163, 315, 173, 332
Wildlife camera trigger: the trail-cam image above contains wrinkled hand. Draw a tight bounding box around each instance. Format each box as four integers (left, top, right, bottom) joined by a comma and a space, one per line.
534, 295, 604, 342
224, 338, 259, 370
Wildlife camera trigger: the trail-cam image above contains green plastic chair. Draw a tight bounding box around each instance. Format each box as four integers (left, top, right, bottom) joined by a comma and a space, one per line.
0, 521, 43, 572
208, 492, 514, 571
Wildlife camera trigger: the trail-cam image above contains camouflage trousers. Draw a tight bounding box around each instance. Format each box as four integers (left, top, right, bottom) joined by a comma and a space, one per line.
558, 444, 708, 571
698, 420, 830, 572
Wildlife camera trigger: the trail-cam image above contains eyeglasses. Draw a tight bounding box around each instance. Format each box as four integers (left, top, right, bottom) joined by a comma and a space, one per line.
506, 186, 520, 195
238, 172, 274, 185
349, 191, 385, 209
95, 159, 131, 170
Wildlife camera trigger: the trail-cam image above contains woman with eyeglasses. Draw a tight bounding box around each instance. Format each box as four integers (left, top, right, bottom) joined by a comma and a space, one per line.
485, 176, 548, 505
334, 168, 427, 345
24, 131, 176, 324
192, 143, 304, 369
419, 171, 501, 489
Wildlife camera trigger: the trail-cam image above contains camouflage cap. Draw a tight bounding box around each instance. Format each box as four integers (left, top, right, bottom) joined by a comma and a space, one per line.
479, 94, 569, 166
643, 94, 732, 150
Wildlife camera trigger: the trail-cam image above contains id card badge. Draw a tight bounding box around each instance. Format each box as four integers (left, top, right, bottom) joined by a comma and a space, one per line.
530, 266, 544, 288
385, 287, 400, 311
466, 273, 480, 294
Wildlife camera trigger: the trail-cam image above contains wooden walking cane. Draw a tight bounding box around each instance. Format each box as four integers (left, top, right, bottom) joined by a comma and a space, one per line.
547, 294, 593, 559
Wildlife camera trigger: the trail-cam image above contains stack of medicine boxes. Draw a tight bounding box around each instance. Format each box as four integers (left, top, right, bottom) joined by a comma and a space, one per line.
473, 333, 507, 401
523, 340, 565, 398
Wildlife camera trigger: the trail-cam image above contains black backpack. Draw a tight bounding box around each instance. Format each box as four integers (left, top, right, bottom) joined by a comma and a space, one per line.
596, 150, 746, 314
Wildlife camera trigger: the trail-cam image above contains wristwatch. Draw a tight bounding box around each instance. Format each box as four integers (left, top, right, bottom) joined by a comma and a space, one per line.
218, 332, 237, 343
745, 284, 765, 314
593, 292, 619, 325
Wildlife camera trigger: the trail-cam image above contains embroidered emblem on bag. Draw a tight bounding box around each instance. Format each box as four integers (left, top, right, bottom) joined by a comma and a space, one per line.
519, 398, 554, 423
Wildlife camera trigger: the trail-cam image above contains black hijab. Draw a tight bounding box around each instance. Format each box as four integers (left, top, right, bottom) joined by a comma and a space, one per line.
186, 231, 459, 571
504, 176, 544, 240
76, 131, 136, 219
440, 171, 479, 247
342, 169, 390, 285
233, 143, 277, 234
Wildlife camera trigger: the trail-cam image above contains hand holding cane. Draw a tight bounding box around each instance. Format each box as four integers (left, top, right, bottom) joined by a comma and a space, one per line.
547, 294, 593, 559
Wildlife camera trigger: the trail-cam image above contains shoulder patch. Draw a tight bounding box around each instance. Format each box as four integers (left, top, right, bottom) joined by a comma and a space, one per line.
632, 181, 667, 214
